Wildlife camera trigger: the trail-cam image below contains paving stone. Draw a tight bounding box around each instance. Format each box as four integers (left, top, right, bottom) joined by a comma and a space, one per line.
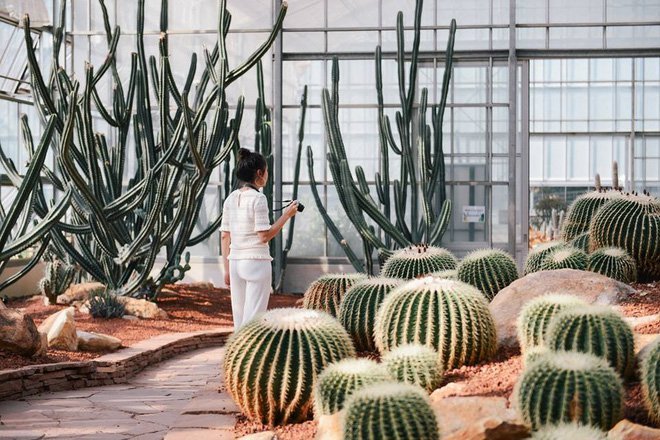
0, 429, 45, 440
164, 427, 235, 440
172, 413, 236, 429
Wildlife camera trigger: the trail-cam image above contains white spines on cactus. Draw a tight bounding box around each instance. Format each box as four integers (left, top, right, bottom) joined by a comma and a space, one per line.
302, 273, 368, 317
381, 245, 457, 280
382, 344, 443, 392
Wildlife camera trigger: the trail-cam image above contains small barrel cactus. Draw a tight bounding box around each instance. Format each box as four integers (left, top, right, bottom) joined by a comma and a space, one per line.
570, 231, 591, 253
374, 278, 497, 370
516, 294, 587, 351
302, 273, 367, 317
382, 344, 443, 392
530, 423, 607, 440
545, 306, 635, 378
523, 346, 549, 367
456, 249, 519, 300
524, 241, 566, 275
430, 269, 457, 280
381, 244, 457, 280
587, 247, 637, 283
641, 336, 660, 424
514, 351, 624, 430
40, 260, 78, 304
539, 246, 588, 271
589, 193, 660, 279
561, 190, 621, 242
343, 382, 440, 440
314, 358, 391, 416
223, 308, 355, 425
338, 277, 402, 352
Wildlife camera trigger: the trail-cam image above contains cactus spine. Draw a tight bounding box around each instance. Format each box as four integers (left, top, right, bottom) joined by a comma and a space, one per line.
514, 351, 624, 430
641, 336, 660, 424
314, 358, 391, 416
456, 249, 518, 301
343, 382, 440, 440
587, 247, 637, 283
524, 241, 566, 275
302, 273, 368, 317
338, 277, 402, 352
224, 308, 355, 425
382, 344, 443, 392
374, 278, 497, 370
530, 424, 608, 440
381, 245, 457, 280
516, 294, 587, 351
40, 260, 78, 304
539, 246, 588, 271
545, 306, 635, 378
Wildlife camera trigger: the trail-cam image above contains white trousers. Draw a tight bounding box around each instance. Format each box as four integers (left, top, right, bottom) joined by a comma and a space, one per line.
229, 259, 272, 330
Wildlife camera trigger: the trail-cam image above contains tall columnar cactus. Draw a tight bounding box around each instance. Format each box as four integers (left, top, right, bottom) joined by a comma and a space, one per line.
338, 277, 402, 352
641, 336, 660, 424
343, 382, 440, 440
587, 247, 637, 283
307, 0, 457, 274
39, 259, 79, 304
514, 351, 624, 430
224, 308, 355, 425
382, 344, 443, 392
524, 241, 566, 275
302, 273, 368, 317
530, 424, 608, 440
313, 358, 391, 416
545, 306, 635, 378
374, 278, 497, 370
561, 190, 621, 242
539, 247, 588, 271
17, 0, 287, 297
516, 294, 587, 351
589, 194, 660, 279
455, 249, 518, 301
381, 245, 457, 280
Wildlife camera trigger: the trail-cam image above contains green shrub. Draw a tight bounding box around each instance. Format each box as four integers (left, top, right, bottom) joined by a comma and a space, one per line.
524, 241, 566, 275
338, 277, 402, 352
381, 245, 457, 280
302, 273, 367, 317
587, 247, 637, 283
539, 246, 588, 271
382, 344, 443, 392
374, 278, 496, 370
223, 308, 355, 425
88, 289, 125, 319
641, 336, 660, 424
456, 249, 519, 300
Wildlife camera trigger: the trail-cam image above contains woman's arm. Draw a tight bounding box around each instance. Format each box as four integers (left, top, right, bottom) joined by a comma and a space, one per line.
221, 231, 231, 286
257, 202, 298, 244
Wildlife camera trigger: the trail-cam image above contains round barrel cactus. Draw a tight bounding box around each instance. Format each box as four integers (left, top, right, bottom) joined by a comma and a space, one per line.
546, 306, 635, 378
561, 190, 621, 242
530, 423, 607, 440
382, 344, 443, 392
570, 231, 591, 253
589, 194, 660, 279
456, 249, 519, 300
302, 273, 367, 317
430, 269, 457, 280
587, 247, 637, 283
523, 346, 549, 367
524, 241, 566, 275
314, 358, 391, 416
343, 382, 440, 440
516, 294, 587, 351
374, 278, 497, 370
223, 308, 355, 425
381, 245, 457, 280
514, 351, 624, 430
641, 336, 660, 424
539, 246, 588, 271
338, 277, 402, 352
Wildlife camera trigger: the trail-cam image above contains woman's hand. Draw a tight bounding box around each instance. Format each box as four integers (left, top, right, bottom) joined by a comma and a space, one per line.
224, 271, 231, 287
284, 201, 299, 219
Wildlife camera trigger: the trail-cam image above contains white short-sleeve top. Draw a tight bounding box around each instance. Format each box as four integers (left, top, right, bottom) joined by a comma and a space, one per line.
220, 189, 272, 261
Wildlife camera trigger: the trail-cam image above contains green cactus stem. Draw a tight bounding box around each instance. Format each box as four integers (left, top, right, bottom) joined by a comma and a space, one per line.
382, 344, 443, 392
524, 241, 566, 275
456, 249, 519, 301
587, 247, 637, 283
640, 336, 660, 423
381, 245, 457, 280
539, 246, 588, 271
302, 273, 368, 317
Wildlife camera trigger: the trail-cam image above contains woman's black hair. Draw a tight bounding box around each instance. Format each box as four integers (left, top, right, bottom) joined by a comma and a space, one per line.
236, 148, 268, 183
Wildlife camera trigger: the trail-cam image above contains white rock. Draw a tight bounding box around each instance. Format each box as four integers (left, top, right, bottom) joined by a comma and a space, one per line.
77, 330, 121, 352
116, 297, 168, 319
39, 307, 77, 351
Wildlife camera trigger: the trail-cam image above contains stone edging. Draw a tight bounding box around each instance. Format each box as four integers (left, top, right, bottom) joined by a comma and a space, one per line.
0, 328, 232, 401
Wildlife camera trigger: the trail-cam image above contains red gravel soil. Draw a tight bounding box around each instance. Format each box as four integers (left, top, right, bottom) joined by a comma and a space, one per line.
0, 284, 299, 371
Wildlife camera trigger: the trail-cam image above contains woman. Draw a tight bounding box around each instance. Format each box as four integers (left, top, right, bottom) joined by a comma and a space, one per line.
220, 148, 298, 330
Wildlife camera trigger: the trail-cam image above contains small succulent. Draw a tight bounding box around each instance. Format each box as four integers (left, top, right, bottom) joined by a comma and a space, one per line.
88, 289, 126, 319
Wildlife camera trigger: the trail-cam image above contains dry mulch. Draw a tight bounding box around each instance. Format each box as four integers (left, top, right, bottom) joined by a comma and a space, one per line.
0, 284, 299, 371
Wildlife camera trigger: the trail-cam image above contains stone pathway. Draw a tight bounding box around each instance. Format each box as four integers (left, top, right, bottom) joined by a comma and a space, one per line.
0, 346, 239, 439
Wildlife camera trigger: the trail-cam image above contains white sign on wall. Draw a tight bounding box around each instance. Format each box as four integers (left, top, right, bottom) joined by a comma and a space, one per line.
462, 205, 486, 223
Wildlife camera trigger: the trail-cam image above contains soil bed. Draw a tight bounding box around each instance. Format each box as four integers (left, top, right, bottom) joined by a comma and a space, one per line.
1, 284, 299, 371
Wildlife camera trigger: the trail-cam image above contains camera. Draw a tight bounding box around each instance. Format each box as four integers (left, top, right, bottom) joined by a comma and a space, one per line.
297, 202, 305, 212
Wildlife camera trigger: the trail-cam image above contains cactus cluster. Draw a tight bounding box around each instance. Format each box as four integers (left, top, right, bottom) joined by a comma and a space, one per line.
88, 289, 126, 319
545, 306, 635, 378
455, 249, 518, 300
514, 351, 624, 430
516, 294, 587, 351
382, 344, 443, 392
381, 245, 457, 280
374, 278, 497, 370
524, 241, 566, 275
342, 382, 440, 440
587, 247, 637, 283
39, 260, 78, 304
561, 190, 621, 242
223, 308, 355, 425
530, 424, 607, 440
589, 193, 660, 279
570, 232, 591, 253
338, 277, 402, 352
430, 269, 457, 280
314, 358, 391, 416
302, 273, 367, 317
641, 337, 660, 424
539, 246, 588, 271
